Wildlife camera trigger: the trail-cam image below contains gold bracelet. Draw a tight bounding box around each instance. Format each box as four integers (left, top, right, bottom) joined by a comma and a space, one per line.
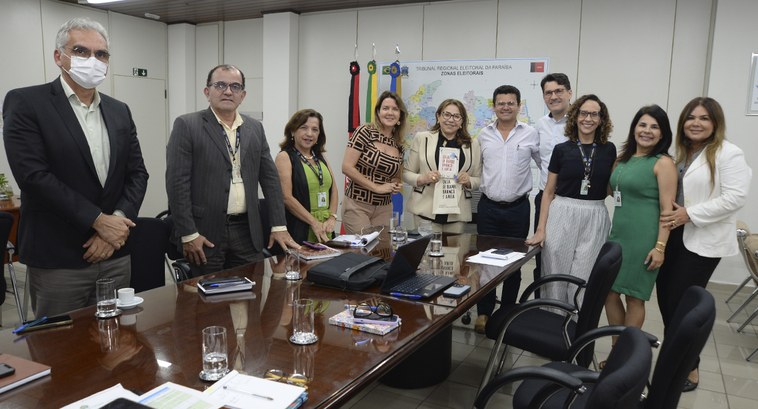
656, 241, 666, 248
654, 247, 665, 254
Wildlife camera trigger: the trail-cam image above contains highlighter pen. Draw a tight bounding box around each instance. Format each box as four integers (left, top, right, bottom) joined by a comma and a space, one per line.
390, 292, 422, 300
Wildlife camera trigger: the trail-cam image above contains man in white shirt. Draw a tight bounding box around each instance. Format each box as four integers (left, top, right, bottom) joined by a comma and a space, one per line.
533, 73, 572, 296
476, 85, 540, 332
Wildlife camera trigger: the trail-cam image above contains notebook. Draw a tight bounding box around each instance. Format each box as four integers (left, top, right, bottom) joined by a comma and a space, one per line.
380, 236, 456, 298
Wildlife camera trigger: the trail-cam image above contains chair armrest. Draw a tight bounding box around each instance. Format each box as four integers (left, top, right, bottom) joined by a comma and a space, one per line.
519, 274, 586, 302
566, 325, 660, 364
474, 366, 586, 409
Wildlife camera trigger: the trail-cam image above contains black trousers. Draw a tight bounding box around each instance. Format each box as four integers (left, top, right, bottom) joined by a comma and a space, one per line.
656, 225, 720, 369
533, 190, 544, 298
476, 194, 530, 316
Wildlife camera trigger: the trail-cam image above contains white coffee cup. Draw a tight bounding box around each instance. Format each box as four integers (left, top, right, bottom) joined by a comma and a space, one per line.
118, 287, 135, 304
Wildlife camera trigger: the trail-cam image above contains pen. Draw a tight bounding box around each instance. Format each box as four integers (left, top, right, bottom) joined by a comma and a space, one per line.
302, 240, 327, 250
13, 316, 48, 334
390, 292, 422, 300
208, 281, 247, 288
223, 385, 274, 400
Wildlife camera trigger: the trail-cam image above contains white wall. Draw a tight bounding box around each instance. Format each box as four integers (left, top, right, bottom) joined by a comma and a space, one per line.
1, 0, 755, 284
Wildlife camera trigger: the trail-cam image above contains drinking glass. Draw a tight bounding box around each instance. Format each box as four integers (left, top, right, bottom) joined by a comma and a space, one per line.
429, 231, 444, 257
285, 251, 301, 280
418, 219, 433, 237
290, 299, 318, 345
95, 278, 121, 318
199, 326, 229, 381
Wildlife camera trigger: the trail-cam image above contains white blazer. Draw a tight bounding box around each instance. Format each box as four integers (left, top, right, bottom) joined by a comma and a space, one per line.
402, 131, 482, 222
682, 140, 752, 258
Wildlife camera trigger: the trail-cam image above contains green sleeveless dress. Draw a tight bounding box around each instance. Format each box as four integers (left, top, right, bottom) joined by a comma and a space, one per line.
302, 160, 333, 242
608, 155, 661, 300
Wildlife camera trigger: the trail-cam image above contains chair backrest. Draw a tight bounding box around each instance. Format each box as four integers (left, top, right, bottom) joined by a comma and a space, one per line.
259, 198, 282, 257
129, 217, 170, 292
645, 286, 716, 409
0, 211, 13, 305
742, 235, 758, 282
574, 241, 623, 366
585, 326, 652, 409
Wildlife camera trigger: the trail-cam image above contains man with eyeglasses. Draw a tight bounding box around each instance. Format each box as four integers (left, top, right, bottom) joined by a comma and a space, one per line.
166, 64, 299, 277
532, 73, 573, 297
3, 17, 149, 318
474, 85, 540, 333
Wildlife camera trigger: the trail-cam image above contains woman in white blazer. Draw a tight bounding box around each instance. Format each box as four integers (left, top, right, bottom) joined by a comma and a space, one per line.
657, 97, 752, 392
403, 99, 482, 233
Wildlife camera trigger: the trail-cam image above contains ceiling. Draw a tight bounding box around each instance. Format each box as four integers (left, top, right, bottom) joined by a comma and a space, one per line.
64, 0, 442, 25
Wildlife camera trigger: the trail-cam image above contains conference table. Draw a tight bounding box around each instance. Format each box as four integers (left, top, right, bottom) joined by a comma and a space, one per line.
0, 232, 538, 408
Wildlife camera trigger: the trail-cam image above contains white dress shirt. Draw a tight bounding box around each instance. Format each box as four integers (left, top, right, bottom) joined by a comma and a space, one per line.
535, 113, 568, 190
478, 120, 540, 202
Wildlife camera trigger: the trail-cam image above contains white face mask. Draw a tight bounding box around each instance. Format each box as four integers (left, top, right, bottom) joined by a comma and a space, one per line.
63, 54, 108, 89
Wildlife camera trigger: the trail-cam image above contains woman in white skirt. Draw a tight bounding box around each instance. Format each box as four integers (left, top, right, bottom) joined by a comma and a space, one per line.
527, 94, 616, 306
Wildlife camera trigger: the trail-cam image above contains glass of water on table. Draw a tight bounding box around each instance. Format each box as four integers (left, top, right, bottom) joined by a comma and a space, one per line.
200, 326, 230, 381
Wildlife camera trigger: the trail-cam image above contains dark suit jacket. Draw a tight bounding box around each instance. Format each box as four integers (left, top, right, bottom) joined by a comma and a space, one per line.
165, 108, 286, 254
2, 77, 149, 269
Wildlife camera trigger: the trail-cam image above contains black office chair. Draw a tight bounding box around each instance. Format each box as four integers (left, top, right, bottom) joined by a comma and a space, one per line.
157, 210, 191, 282
478, 241, 622, 392
474, 326, 652, 409
1, 211, 25, 323
128, 217, 170, 293
258, 198, 279, 258
511, 286, 715, 409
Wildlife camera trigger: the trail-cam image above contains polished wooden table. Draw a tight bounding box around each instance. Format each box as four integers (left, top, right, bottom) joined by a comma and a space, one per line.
0, 233, 537, 408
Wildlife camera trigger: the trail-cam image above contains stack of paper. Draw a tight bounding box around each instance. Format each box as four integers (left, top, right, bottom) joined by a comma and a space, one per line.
204, 370, 308, 409
327, 231, 381, 247
467, 249, 525, 267
0, 354, 51, 394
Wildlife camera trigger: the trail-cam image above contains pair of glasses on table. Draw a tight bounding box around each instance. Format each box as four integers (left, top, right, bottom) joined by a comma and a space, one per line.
264, 369, 309, 389
353, 301, 393, 321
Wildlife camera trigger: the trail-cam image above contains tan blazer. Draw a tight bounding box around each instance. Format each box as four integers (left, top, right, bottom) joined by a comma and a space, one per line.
402, 131, 482, 222
682, 140, 751, 258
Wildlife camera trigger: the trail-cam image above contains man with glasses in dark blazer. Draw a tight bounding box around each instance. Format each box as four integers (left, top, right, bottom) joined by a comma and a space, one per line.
166, 64, 299, 277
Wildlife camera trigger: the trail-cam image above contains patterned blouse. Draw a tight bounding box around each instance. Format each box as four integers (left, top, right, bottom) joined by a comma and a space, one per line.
346, 124, 403, 206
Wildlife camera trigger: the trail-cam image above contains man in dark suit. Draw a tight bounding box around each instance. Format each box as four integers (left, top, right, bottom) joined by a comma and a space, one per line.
3, 17, 149, 318
166, 64, 298, 277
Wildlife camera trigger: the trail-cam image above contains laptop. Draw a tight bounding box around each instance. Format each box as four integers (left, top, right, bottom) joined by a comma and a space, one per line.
380, 236, 456, 298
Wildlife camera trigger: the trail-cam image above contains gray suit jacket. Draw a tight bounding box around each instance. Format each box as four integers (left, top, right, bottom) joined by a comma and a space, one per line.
165, 108, 286, 254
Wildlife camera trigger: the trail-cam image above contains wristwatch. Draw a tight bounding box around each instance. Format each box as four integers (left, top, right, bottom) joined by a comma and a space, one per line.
329, 213, 338, 220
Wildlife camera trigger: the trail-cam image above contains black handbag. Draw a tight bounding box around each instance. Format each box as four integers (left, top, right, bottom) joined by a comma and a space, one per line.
306, 252, 387, 290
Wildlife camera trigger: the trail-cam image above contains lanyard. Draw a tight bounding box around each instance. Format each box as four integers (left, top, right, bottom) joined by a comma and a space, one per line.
296, 149, 324, 186
222, 128, 241, 163
577, 140, 596, 180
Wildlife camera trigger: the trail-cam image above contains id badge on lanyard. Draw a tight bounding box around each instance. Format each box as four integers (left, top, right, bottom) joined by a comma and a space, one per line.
580, 179, 590, 196
317, 191, 328, 208
232, 162, 243, 184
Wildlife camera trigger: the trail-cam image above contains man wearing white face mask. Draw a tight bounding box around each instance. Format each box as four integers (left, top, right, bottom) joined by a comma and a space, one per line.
2, 17, 148, 318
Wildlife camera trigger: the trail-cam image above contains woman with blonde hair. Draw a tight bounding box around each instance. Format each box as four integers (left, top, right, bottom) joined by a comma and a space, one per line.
341, 91, 406, 234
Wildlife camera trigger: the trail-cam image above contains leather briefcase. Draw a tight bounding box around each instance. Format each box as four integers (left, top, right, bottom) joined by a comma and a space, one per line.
306, 252, 387, 290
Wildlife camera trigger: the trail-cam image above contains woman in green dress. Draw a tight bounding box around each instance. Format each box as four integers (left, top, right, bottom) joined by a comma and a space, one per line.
275, 109, 339, 243
605, 105, 677, 342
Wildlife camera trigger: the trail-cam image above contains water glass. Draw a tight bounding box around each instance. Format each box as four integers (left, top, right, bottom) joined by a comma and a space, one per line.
199, 326, 229, 381
95, 278, 120, 318
391, 212, 407, 242
290, 299, 318, 345
285, 251, 301, 280
418, 219, 433, 237
429, 231, 444, 257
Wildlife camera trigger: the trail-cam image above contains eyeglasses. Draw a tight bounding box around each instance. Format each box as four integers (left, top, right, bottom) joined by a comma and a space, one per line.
440, 111, 463, 122
264, 369, 309, 388
66, 46, 110, 62
544, 88, 566, 97
579, 110, 601, 120
353, 301, 392, 320
208, 81, 245, 93
494, 101, 518, 108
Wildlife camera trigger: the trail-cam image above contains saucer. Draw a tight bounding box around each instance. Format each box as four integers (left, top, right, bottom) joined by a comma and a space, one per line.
117, 296, 144, 309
